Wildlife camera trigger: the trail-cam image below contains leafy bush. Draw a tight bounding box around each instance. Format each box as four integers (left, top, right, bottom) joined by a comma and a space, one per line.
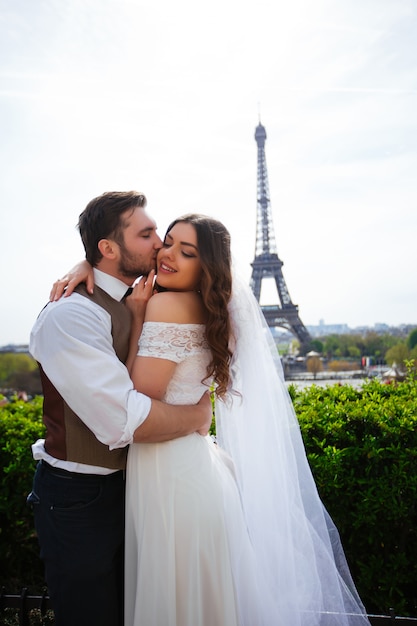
290, 372, 417, 616
1, 377, 417, 617
0, 396, 46, 592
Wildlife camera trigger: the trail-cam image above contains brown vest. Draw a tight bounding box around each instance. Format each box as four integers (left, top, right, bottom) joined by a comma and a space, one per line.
39, 284, 131, 470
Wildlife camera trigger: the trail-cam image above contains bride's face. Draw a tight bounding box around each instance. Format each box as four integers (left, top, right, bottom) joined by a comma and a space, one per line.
156, 222, 202, 291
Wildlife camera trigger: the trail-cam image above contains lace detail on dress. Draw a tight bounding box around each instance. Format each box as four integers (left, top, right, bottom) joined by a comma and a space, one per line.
138, 322, 212, 405
138, 322, 209, 363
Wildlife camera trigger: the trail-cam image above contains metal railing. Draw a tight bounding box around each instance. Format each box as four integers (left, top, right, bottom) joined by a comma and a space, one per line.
1, 588, 417, 626
0, 588, 52, 626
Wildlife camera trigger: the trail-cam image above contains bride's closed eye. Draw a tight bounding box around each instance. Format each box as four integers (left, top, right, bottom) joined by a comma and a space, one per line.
162, 241, 197, 258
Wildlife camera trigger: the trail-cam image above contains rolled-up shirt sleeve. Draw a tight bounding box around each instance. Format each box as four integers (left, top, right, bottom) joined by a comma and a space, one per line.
30, 294, 151, 449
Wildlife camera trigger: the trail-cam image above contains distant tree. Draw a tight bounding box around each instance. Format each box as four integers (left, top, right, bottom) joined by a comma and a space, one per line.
408, 328, 417, 351
323, 335, 341, 358
306, 356, 323, 379
8, 369, 42, 396
363, 331, 389, 358
0, 353, 38, 387
385, 343, 409, 369
324, 334, 363, 359
347, 346, 361, 359
322, 332, 400, 362
0, 353, 41, 397
328, 360, 358, 372
409, 347, 417, 364
310, 340, 324, 353
344, 334, 365, 356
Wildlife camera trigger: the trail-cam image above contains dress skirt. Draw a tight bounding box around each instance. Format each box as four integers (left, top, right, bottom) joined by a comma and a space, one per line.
124, 433, 262, 626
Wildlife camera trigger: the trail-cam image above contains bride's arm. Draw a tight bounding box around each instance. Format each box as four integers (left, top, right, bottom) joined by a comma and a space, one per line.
124, 271, 155, 373
131, 291, 213, 441
130, 293, 178, 399
132, 357, 177, 400
49, 260, 94, 301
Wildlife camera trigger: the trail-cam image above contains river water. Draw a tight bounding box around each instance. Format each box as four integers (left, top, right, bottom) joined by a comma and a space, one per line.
284, 377, 366, 390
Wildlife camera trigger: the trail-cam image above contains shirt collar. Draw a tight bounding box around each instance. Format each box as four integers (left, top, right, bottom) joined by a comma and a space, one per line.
93, 268, 133, 302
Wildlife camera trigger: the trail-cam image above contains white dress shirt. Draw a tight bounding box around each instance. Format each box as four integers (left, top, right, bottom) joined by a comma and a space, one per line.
30, 269, 151, 474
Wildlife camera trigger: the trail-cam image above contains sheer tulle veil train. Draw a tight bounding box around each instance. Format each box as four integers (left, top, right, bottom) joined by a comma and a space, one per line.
215, 272, 371, 626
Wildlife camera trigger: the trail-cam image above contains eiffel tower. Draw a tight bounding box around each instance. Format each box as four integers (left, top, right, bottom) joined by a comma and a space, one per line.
250, 121, 311, 348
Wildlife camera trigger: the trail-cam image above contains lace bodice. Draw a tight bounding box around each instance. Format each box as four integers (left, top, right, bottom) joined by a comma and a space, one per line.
138, 322, 212, 404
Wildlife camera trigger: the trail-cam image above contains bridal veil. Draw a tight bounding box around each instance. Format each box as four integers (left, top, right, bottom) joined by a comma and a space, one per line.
215, 274, 370, 626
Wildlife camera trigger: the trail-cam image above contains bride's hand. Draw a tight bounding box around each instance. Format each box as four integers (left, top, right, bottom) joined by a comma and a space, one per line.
49, 260, 94, 301
125, 271, 156, 320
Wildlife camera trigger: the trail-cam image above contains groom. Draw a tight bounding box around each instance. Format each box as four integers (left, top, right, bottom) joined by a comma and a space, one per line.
28, 191, 212, 626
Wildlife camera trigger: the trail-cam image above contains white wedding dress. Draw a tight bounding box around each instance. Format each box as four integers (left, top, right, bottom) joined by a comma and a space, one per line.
124, 322, 262, 626
125, 280, 371, 626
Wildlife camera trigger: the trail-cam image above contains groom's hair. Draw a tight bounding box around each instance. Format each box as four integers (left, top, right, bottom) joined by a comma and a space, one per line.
77, 191, 147, 266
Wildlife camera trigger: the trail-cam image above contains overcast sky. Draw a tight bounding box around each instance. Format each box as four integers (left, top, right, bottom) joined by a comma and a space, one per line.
1, 0, 416, 346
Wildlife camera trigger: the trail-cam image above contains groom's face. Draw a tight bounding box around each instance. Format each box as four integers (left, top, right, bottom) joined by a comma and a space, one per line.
117, 206, 162, 280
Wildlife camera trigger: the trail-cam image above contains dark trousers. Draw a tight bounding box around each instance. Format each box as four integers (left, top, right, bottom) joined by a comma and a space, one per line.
27, 460, 125, 626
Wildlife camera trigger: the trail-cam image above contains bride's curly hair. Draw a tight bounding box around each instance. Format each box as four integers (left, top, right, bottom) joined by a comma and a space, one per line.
162, 214, 233, 398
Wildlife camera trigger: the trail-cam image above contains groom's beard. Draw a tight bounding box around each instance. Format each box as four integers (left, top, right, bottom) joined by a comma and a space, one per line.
117, 244, 157, 280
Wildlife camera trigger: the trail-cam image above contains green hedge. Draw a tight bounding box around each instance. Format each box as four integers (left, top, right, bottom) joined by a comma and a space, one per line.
289, 373, 417, 616
0, 396, 45, 592
1, 376, 417, 616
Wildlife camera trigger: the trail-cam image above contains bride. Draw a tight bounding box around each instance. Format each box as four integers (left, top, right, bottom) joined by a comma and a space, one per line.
57, 213, 371, 626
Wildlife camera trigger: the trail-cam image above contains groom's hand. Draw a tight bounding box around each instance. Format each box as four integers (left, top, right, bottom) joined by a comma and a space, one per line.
196, 391, 213, 436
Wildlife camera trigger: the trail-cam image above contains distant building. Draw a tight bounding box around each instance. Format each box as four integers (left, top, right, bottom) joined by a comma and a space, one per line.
307, 322, 350, 338
306, 321, 416, 338
374, 323, 390, 332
